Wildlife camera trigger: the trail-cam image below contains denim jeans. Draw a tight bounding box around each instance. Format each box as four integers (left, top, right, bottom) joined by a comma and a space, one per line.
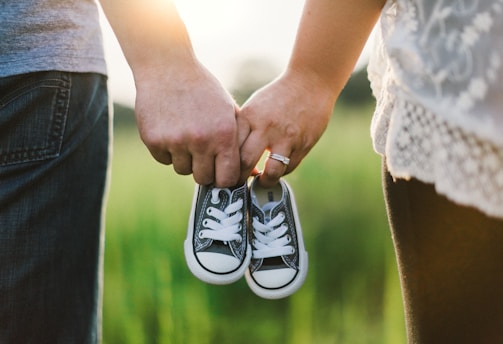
0, 71, 110, 343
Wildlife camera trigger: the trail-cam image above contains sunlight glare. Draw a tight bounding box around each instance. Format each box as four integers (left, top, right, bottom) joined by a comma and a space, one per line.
173, 0, 304, 85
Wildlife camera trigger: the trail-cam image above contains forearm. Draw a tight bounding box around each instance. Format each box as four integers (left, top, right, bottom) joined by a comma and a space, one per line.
100, 1, 241, 187
287, 0, 385, 100
99, 0, 196, 80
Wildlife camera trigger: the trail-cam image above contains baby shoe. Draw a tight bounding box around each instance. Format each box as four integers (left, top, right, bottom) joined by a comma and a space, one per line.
245, 176, 308, 299
185, 182, 251, 285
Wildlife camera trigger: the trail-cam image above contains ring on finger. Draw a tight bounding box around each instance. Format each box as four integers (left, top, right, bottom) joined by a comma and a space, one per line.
268, 152, 290, 166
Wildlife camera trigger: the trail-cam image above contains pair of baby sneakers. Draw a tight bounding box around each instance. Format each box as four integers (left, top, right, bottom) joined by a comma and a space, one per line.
184, 175, 308, 299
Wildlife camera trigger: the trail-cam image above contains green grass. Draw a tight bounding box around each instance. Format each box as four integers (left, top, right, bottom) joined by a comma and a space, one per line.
103, 104, 406, 344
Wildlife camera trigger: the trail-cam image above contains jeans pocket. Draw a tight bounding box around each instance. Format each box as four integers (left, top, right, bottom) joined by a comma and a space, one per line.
0, 72, 71, 166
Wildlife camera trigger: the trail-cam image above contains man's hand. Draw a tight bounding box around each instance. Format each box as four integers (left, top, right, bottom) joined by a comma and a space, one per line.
135, 60, 240, 187
100, 0, 241, 187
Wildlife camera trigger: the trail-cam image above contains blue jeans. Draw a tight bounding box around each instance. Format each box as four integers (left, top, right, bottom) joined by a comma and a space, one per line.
0, 71, 110, 343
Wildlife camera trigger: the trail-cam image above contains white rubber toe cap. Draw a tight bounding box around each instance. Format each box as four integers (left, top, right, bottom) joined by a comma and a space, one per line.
252, 268, 296, 288
196, 252, 240, 273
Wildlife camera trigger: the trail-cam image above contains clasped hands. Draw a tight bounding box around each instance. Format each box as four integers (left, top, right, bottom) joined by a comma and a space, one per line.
134, 62, 334, 188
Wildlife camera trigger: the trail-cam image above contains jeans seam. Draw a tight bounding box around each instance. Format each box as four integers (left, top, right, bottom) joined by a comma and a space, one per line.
47, 72, 71, 158
0, 72, 71, 165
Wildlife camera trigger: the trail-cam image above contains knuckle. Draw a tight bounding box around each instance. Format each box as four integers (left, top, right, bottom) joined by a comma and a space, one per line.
215, 123, 237, 144
190, 128, 211, 148
192, 123, 236, 152
140, 128, 164, 149
284, 123, 300, 140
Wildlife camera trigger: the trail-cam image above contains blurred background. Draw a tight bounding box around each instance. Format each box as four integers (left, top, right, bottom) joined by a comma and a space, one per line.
100, 1, 406, 343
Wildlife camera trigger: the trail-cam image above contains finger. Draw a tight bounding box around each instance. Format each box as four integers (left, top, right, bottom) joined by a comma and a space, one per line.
214, 145, 241, 188
148, 149, 173, 165
216, 154, 240, 188
259, 150, 291, 188
236, 110, 251, 147
191, 152, 215, 186
239, 131, 268, 183
171, 154, 193, 176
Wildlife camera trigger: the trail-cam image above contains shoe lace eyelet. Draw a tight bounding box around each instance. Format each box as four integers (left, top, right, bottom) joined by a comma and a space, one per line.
211, 193, 220, 204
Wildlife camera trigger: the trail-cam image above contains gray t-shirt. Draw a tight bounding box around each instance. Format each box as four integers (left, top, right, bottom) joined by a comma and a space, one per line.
0, 0, 107, 77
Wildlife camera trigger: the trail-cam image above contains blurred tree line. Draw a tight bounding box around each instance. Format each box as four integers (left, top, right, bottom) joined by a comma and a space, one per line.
113, 58, 374, 128
229, 58, 374, 106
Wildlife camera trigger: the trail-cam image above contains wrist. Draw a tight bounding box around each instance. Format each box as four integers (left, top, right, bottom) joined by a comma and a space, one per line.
283, 65, 339, 105
130, 46, 199, 85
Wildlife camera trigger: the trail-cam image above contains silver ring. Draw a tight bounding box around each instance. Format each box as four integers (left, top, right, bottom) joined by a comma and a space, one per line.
268, 153, 290, 166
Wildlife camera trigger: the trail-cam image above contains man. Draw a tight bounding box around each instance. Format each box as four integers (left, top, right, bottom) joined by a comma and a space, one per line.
0, 0, 241, 341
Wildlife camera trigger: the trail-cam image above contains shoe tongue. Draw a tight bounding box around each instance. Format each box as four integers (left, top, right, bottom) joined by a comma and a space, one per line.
262, 201, 280, 223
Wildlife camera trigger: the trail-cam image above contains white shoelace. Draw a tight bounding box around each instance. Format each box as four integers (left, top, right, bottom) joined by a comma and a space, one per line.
252, 202, 295, 259
198, 188, 243, 243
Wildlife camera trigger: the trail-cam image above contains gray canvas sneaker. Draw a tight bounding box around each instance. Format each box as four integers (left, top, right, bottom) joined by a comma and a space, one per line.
245, 176, 308, 299
185, 182, 251, 285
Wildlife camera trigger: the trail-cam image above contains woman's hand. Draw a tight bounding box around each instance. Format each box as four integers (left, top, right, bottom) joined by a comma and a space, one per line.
238, 69, 335, 187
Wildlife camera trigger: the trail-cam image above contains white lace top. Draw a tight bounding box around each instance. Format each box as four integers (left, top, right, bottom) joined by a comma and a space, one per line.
368, 0, 503, 218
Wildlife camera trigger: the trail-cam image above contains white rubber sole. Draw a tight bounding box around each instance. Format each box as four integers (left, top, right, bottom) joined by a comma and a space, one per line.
184, 185, 251, 285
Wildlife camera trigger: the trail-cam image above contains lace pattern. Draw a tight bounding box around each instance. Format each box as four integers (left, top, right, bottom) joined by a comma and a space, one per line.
376, 99, 503, 218
377, 0, 503, 146
369, 0, 503, 218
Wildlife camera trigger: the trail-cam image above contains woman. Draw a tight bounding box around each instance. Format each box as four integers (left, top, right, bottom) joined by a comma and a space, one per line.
238, 0, 503, 342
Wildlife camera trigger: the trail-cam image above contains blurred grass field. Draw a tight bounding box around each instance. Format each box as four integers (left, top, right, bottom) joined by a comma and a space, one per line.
103, 104, 406, 344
